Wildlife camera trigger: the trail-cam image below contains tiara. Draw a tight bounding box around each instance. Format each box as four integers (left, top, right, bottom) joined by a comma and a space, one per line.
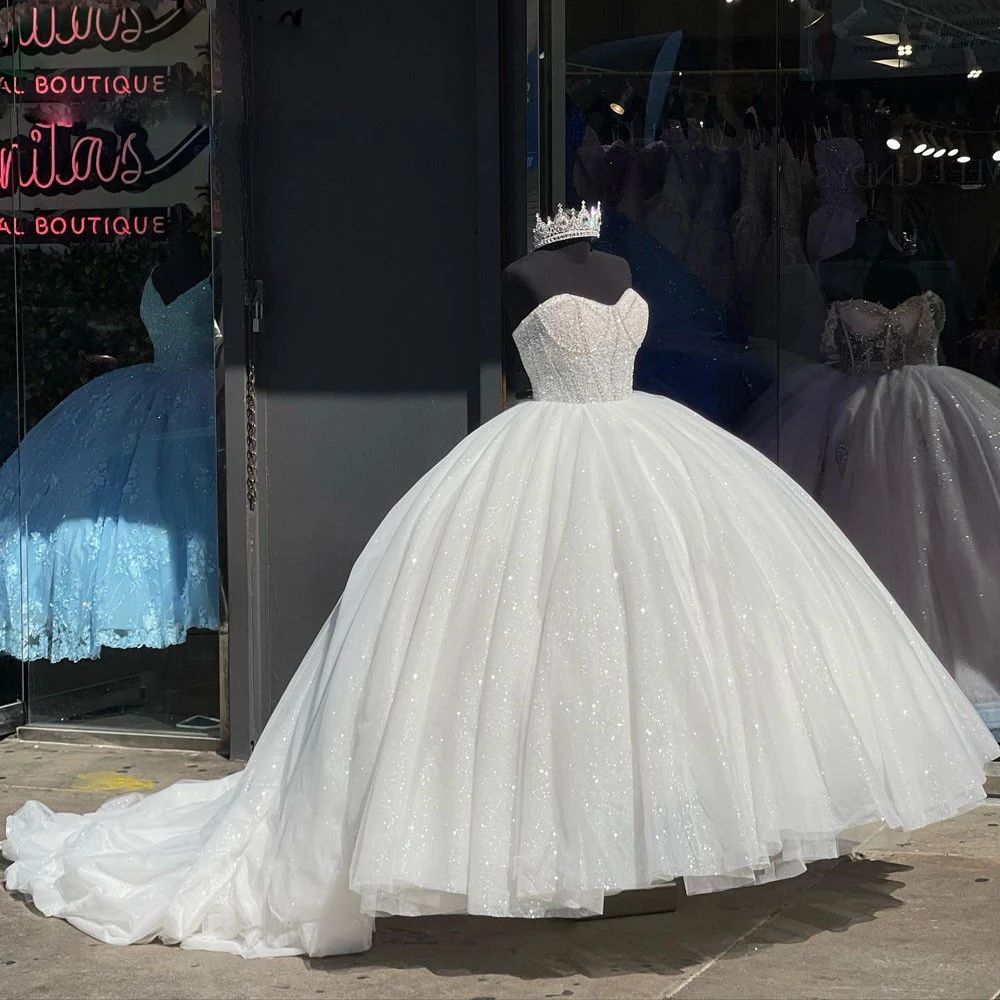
532, 202, 602, 250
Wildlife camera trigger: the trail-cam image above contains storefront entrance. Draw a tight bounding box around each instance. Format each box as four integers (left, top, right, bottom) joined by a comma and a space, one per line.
0, 1, 224, 747
225, 0, 504, 756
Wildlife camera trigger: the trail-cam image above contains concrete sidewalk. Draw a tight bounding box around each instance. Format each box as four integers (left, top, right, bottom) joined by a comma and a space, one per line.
1, 739, 998, 1000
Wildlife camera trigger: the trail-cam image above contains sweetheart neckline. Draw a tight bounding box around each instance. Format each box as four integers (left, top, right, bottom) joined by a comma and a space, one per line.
832, 290, 936, 317
511, 288, 640, 342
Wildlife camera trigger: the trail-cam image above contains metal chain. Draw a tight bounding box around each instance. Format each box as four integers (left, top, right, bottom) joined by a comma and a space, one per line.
245, 356, 258, 511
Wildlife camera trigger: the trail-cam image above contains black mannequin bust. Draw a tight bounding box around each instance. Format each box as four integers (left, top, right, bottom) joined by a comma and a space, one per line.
151, 233, 212, 305
500, 237, 632, 331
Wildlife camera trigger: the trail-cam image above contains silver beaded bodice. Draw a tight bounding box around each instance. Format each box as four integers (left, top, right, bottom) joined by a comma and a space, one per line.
513, 289, 649, 403
821, 291, 944, 374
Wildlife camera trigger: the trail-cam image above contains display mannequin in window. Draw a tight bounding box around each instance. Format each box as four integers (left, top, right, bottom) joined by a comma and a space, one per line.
502, 226, 632, 332
4, 202, 996, 961
502, 218, 631, 400
0, 233, 219, 664
741, 264, 1000, 740
152, 231, 213, 306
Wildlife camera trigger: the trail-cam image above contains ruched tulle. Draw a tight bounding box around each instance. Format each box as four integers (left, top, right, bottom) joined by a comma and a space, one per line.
5, 392, 997, 957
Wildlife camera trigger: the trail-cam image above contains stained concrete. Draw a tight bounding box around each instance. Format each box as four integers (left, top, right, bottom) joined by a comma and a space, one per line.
1, 738, 998, 1000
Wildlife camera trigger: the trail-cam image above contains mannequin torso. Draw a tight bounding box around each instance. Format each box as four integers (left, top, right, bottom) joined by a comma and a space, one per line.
501, 239, 632, 330
152, 235, 212, 305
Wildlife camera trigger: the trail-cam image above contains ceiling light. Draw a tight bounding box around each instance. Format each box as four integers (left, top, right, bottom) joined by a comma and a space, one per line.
913, 131, 928, 154
965, 46, 983, 79
886, 135, 902, 150
897, 21, 913, 57
957, 138, 971, 163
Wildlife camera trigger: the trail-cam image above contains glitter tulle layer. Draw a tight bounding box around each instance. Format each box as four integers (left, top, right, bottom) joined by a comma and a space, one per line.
741, 362, 1000, 731
4, 392, 997, 958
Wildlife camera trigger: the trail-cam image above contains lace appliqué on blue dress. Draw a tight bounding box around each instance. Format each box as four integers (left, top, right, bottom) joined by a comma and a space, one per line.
0, 276, 219, 662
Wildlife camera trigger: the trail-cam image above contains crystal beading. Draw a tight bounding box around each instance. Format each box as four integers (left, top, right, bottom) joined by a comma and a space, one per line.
532, 202, 602, 250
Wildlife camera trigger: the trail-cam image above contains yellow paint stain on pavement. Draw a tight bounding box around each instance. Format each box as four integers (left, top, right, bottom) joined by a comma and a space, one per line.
72, 771, 157, 793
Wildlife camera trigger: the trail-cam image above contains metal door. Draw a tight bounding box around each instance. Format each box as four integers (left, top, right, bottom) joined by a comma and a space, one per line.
222, 0, 502, 756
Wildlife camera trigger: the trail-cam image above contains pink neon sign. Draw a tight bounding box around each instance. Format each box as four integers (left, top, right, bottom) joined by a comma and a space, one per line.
0, 209, 168, 240
0, 70, 169, 100
2, 5, 195, 55
0, 123, 149, 197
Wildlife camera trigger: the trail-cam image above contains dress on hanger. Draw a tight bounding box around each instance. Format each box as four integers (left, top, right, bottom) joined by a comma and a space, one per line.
644, 135, 701, 260
756, 140, 828, 359
806, 137, 866, 264
740, 291, 1000, 737
731, 142, 774, 322
685, 147, 739, 309
0, 275, 219, 662
6, 287, 996, 958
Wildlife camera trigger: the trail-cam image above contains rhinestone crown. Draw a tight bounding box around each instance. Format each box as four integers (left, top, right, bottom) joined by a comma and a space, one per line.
532, 202, 602, 250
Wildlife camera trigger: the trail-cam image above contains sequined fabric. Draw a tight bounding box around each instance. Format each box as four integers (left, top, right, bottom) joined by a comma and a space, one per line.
742, 290, 1000, 733
806, 137, 866, 263
0, 277, 219, 662
512, 289, 648, 402
4, 291, 997, 958
823, 291, 943, 373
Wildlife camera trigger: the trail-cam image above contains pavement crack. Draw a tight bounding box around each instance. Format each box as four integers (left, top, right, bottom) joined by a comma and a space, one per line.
660, 866, 841, 1000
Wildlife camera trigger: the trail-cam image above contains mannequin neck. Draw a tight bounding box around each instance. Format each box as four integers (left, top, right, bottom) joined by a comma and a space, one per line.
534, 237, 593, 262
153, 235, 212, 305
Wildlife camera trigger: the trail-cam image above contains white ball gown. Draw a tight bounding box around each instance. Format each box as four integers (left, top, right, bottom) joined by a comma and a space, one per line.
741, 291, 1000, 737
4, 288, 997, 958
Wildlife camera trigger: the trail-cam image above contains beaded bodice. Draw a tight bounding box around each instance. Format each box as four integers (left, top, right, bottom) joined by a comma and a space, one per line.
140, 276, 215, 371
822, 291, 944, 373
778, 140, 803, 235
734, 144, 774, 240
513, 289, 649, 402
814, 137, 866, 210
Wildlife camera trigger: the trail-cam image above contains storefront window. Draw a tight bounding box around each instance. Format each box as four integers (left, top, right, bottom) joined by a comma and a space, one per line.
0, 0, 223, 740
534, 0, 1000, 741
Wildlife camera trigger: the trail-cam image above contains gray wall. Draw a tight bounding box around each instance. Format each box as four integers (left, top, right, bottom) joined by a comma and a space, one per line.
224, 0, 502, 756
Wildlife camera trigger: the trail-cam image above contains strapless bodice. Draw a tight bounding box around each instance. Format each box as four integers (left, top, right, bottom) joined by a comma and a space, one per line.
140, 276, 215, 371
512, 289, 649, 402
821, 291, 944, 373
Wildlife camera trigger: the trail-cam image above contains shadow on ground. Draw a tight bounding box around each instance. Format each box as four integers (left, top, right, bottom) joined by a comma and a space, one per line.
289, 858, 912, 981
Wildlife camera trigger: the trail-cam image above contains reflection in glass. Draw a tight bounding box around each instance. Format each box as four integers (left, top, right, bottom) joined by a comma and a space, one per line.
0, 1, 222, 737
738, 1, 1000, 739
548, 4, 778, 429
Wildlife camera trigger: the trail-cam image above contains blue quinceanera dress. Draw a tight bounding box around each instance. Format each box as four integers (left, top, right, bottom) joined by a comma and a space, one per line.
0, 276, 219, 662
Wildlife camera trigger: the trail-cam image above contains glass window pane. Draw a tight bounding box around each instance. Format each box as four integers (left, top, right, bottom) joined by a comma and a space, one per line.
528, 1, 779, 429
0, 2, 222, 738
759, 2, 1000, 741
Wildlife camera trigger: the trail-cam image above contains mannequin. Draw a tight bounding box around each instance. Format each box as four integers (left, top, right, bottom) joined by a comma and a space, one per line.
152, 232, 212, 305
501, 233, 632, 401
501, 237, 632, 331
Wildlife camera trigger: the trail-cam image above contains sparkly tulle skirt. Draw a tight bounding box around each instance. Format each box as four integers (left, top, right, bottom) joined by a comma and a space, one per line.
4, 392, 997, 958
740, 362, 1000, 737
